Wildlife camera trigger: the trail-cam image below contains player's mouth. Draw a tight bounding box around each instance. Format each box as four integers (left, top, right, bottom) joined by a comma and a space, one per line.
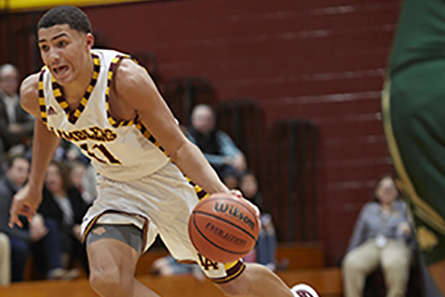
53, 65, 69, 77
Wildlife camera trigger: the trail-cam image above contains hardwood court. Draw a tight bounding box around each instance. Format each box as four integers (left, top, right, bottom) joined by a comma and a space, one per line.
1, 243, 343, 297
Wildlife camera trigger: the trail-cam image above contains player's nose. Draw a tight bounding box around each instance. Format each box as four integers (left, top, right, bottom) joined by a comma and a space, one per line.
47, 48, 61, 63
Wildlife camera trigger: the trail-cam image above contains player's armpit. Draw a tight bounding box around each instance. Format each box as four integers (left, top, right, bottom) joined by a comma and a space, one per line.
20, 73, 41, 118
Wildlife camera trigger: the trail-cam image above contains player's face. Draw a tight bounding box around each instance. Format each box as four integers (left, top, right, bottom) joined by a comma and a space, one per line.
38, 24, 94, 86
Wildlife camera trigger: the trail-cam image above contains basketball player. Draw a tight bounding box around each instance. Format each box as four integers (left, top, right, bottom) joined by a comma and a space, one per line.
8, 6, 318, 297
382, 0, 445, 295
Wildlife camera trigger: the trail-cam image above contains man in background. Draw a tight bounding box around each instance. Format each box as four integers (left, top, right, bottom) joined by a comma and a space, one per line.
0, 64, 34, 160
187, 104, 246, 178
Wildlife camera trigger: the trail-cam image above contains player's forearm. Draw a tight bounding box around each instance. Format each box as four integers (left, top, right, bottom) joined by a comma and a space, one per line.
171, 141, 229, 194
28, 120, 60, 188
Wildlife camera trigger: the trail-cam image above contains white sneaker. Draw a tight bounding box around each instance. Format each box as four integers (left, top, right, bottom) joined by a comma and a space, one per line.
290, 284, 319, 297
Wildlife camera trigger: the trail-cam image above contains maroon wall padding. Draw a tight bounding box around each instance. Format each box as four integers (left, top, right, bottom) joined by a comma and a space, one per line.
0, 0, 402, 265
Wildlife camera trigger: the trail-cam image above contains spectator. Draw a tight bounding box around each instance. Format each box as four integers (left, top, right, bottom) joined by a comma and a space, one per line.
0, 157, 68, 281
239, 172, 277, 270
342, 175, 413, 297
0, 232, 10, 285
0, 64, 34, 158
39, 161, 89, 273
69, 161, 97, 205
186, 104, 246, 178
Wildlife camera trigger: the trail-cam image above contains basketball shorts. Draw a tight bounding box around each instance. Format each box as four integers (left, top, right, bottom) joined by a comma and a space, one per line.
80, 162, 245, 283
382, 61, 445, 265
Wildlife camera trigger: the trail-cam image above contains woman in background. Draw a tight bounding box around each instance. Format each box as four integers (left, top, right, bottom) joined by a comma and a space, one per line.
342, 175, 413, 297
39, 161, 89, 273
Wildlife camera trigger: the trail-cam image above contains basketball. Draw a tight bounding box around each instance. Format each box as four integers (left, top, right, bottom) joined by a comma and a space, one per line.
188, 193, 260, 263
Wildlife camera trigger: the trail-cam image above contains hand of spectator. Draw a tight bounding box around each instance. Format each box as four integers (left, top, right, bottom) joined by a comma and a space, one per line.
232, 154, 246, 171
30, 214, 49, 242
397, 221, 411, 236
9, 183, 42, 228
72, 224, 82, 242
8, 123, 24, 134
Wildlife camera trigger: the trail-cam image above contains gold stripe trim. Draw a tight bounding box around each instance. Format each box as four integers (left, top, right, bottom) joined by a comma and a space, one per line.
213, 263, 245, 283
382, 79, 445, 235
223, 261, 238, 270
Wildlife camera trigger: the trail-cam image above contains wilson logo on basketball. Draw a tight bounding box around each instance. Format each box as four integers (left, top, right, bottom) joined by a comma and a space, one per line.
214, 202, 255, 231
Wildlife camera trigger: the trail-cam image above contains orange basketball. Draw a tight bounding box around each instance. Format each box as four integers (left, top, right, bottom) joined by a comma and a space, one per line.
188, 193, 260, 263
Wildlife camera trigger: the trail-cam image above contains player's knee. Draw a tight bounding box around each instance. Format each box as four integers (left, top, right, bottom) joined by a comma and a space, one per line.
89, 266, 126, 295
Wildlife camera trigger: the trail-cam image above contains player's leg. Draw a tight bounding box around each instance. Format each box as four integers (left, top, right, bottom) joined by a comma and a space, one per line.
380, 239, 412, 297
341, 240, 380, 297
86, 224, 160, 297
214, 263, 294, 297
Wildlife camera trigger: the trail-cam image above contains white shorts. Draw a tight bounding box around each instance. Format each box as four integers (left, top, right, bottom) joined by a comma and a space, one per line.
81, 162, 245, 282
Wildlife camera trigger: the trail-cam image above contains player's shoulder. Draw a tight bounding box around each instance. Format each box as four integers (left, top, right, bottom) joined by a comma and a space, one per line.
20, 73, 39, 96
114, 58, 147, 86
20, 73, 40, 116
112, 57, 156, 100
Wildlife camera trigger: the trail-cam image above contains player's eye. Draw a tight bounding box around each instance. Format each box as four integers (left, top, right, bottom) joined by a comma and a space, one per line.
40, 44, 49, 52
58, 41, 68, 47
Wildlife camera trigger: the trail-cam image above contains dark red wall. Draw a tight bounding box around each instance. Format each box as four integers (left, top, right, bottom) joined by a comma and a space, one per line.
1, 0, 402, 265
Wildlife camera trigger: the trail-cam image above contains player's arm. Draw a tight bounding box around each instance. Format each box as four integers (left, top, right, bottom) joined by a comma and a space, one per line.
9, 74, 60, 228
114, 60, 229, 194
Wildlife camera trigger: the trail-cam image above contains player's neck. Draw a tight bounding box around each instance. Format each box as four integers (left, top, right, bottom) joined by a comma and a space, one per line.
62, 55, 94, 106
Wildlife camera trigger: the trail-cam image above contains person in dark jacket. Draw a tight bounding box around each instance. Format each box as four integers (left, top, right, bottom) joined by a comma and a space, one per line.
186, 104, 246, 178
0, 157, 65, 281
39, 160, 89, 273
0, 64, 34, 157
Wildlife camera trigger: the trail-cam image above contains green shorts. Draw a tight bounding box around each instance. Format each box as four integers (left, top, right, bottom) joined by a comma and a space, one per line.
382, 61, 445, 265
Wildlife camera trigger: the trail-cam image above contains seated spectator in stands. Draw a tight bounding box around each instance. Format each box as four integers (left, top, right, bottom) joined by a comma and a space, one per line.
0, 157, 68, 281
0, 232, 10, 285
342, 175, 413, 297
0, 64, 34, 159
239, 172, 277, 270
70, 161, 97, 205
39, 161, 89, 273
186, 104, 246, 178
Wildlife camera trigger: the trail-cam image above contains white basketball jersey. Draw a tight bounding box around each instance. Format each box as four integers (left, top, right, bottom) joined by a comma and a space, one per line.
39, 49, 169, 181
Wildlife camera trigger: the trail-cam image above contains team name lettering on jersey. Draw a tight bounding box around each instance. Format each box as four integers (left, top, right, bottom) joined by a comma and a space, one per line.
49, 126, 117, 142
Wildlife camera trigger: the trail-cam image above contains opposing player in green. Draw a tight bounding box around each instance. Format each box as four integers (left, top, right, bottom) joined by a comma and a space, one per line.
383, 0, 445, 294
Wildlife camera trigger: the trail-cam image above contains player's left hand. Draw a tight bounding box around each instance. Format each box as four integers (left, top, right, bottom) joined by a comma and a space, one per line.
229, 189, 260, 218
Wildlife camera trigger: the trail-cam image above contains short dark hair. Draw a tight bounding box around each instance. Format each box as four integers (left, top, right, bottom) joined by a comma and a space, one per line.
38, 6, 92, 34
7, 156, 29, 170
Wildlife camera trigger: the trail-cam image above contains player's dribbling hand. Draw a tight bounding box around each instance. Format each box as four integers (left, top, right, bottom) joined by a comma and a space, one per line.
229, 189, 260, 218
9, 183, 42, 228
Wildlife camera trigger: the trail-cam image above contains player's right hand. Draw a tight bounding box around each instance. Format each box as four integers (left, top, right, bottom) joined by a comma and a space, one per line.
9, 183, 42, 228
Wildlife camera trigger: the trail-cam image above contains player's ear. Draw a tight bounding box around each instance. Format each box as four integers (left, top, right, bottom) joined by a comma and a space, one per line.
85, 33, 95, 50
